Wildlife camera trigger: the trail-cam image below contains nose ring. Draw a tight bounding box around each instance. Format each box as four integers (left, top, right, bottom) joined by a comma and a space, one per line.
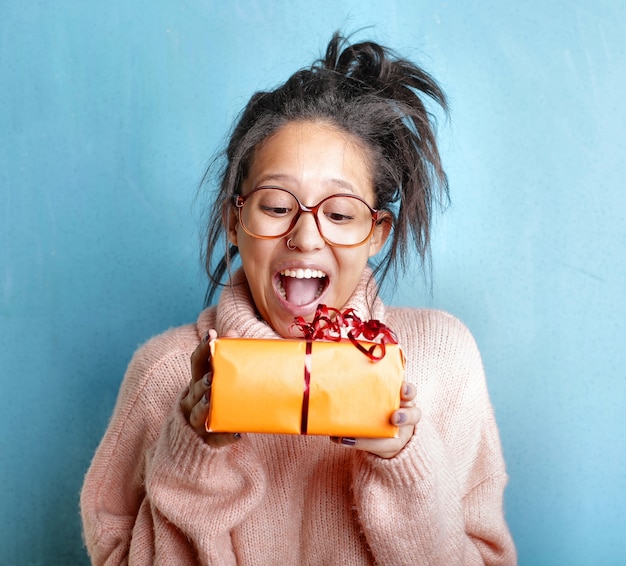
286, 238, 296, 250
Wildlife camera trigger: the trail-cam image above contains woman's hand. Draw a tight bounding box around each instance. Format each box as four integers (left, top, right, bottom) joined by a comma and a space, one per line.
180, 329, 242, 448
331, 382, 420, 459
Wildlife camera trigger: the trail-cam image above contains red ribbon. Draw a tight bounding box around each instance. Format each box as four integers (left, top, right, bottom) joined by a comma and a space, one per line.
291, 304, 398, 362
292, 305, 399, 434
300, 340, 312, 435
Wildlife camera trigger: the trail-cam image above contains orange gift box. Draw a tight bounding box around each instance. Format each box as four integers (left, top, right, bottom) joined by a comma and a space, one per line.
205, 336, 406, 437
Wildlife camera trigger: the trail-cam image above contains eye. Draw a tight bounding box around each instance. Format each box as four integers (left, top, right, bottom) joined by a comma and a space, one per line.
324, 211, 355, 224
260, 204, 292, 216
321, 197, 361, 224
254, 189, 295, 217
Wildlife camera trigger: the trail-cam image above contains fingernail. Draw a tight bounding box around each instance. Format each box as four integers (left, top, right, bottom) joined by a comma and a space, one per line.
204, 373, 213, 387
394, 412, 407, 425
202, 391, 210, 404
341, 437, 357, 447
233, 432, 242, 440
329, 436, 339, 444
203, 331, 210, 343
402, 383, 411, 396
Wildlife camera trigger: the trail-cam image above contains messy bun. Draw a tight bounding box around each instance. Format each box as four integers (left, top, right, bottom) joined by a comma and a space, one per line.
203, 33, 448, 304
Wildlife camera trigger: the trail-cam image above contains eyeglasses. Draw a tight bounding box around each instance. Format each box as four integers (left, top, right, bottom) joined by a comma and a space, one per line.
233, 186, 379, 247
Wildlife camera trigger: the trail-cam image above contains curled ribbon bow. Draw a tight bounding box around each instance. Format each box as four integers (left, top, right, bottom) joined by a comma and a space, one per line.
291, 304, 398, 362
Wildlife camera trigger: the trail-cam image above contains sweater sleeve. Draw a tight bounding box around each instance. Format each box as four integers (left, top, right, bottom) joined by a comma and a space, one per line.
351, 310, 516, 566
80, 327, 266, 565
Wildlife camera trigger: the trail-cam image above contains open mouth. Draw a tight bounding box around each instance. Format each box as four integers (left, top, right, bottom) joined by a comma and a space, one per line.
277, 268, 329, 306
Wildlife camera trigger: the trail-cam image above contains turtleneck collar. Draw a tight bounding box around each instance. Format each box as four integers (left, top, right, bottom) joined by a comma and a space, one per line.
197, 266, 386, 340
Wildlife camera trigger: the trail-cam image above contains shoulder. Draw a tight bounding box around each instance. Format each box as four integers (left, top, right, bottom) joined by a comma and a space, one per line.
128, 307, 217, 378
114, 308, 216, 417
128, 324, 198, 377
114, 324, 198, 418
385, 307, 486, 401
385, 307, 478, 353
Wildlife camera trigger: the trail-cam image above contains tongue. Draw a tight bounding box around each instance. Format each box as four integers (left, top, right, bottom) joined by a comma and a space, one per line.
282, 276, 321, 306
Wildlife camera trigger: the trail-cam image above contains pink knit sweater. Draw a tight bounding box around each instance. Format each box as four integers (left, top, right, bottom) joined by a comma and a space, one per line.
81, 272, 516, 565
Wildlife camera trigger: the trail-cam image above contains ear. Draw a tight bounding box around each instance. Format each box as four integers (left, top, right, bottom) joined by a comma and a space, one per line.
223, 203, 239, 247
368, 212, 392, 257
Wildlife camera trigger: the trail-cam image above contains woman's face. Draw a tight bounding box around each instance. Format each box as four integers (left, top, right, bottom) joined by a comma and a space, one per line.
228, 121, 389, 338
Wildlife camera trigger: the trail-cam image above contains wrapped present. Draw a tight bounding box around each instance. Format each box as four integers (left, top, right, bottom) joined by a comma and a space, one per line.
206, 306, 405, 437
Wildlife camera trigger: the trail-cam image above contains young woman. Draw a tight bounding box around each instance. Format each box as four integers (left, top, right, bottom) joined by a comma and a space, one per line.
81, 34, 516, 564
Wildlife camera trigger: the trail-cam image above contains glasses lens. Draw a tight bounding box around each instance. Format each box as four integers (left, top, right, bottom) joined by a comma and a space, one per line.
318, 195, 374, 245
240, 188, 375, 246
240, 188, 298, 238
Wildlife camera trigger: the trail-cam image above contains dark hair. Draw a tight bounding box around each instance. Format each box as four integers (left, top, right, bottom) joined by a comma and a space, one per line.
202, 32, 448, 305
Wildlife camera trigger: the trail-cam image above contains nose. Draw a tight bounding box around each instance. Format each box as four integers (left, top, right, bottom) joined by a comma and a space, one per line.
286, 210, 326, 251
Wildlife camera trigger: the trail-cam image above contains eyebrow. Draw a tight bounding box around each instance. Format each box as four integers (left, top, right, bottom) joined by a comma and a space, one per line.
255, 173, 356, 193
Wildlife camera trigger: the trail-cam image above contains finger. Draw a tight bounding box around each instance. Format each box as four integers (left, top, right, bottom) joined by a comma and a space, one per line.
180, 371, 212, 416
190, 329, 217, 384
183, 329, 217, 416
187, 385, 243, 447
185, 328, 237, 415
187, 372, 215, 428
391, 405, 421, 427
335, 435, 407, 459
399, 381, 416, 404
183, 329, 245, 446
330, 436, 357, 448
330, 402, 421, 459
191, 372, 213, 404
188, 389, 211, 431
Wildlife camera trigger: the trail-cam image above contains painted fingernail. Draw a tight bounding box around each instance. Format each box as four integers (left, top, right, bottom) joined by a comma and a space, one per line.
202, 391, 210, 404
203, 331, 210, 343
233, 432, 242, 440
395, 412, 407, 425
341, 437, 357, 447
402, 383, 411, 396
203, 373, 213, 387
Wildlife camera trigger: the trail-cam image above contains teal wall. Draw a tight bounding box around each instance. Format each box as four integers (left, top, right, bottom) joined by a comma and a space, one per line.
2, 2, 625, 564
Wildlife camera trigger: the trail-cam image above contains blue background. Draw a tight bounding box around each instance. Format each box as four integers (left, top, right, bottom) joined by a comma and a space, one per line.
1, 2, 625, 564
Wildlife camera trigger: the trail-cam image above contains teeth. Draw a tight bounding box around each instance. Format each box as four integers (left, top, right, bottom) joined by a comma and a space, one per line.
280, 268, 326, 279
277, 269, 327, 302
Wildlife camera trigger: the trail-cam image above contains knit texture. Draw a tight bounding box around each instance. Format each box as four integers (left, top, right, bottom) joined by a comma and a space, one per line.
81, 270, 516, 565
